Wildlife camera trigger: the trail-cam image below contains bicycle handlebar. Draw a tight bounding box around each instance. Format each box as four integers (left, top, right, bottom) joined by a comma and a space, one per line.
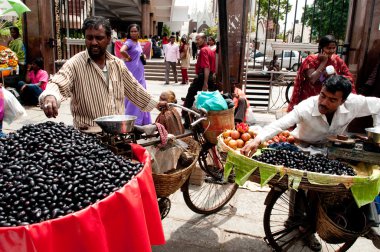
167, 103, 205, 117
167, 103, 208, 128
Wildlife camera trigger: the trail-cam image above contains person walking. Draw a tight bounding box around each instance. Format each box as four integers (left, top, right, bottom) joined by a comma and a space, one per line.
119, 23, 151, 126
189, 28, 197, 60
182, 33, 217, 128
179, 38, 190, 85
39, 16, 166, 132
163, 35, 180, 85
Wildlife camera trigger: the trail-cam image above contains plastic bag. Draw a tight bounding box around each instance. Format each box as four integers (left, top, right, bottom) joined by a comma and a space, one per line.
195, 91, 227, 111
146, 141, 184, 174
246, 108, 256, 125
2, 87, 27, 124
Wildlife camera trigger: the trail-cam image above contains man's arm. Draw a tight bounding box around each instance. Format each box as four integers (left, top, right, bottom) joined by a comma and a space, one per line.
202, 67, 210, 91
176, 46, 180, 61
25, 67, 31, 83
39, 61, 74, 117
241, 109, 301, 156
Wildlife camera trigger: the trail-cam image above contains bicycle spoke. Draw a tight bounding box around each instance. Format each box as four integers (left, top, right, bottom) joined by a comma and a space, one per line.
264, 188, 357, 252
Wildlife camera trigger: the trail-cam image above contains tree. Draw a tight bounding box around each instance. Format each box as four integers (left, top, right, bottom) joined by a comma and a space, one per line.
302, 0, 349, 41
257, 0, 292, 22
203, 25, 218, 39
162, 24, 171, 37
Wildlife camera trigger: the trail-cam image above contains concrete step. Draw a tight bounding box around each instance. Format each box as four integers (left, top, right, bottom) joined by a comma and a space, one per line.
144, 61, 271, 109
144, 69, 196, 74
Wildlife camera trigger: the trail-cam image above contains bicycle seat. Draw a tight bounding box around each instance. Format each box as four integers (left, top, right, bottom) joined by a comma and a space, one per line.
134, 124, 157, 136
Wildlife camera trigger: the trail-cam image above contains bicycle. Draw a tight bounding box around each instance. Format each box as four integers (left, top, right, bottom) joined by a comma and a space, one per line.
240, 167, 372, 252
135, 103, 238, 217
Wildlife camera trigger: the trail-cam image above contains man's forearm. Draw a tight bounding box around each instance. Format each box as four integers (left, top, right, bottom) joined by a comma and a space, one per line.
203, 68, 210, 90
257, 110, 299, 141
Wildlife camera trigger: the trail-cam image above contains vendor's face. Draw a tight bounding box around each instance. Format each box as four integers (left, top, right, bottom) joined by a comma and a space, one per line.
318, 87, 345, 115
129, 26, 139, 40
85, 25, 110, 60
322, 42, 337, 58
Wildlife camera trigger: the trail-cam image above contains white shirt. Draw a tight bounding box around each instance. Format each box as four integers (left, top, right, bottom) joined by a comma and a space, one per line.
258, 94, 380, 144
163, 43, 180, 62
189, 32, 197, 41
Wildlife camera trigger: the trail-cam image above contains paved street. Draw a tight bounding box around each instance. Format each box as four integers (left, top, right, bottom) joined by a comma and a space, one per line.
2, 80, 377, 251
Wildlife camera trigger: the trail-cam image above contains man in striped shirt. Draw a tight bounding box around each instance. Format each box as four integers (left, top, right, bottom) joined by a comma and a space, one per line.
39, 16, 165, 132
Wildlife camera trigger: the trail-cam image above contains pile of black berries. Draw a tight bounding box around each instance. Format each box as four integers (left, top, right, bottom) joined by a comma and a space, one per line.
253, 150, 356, 176
0, 121, 143, 227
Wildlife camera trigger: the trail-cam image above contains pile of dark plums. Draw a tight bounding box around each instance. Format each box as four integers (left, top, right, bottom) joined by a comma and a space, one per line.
0, 122, 142, 227
253, 149, 356, 176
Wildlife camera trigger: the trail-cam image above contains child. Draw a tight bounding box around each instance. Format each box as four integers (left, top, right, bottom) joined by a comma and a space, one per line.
156, 91, 185, 135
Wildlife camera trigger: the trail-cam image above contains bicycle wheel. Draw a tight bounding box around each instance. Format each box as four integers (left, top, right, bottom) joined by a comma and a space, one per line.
182, 144, 239, 214
263, 188, 356, 252
285, 81, 294, 104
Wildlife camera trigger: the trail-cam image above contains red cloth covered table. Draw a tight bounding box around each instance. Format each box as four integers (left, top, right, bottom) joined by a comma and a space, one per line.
0, 144, 165, 252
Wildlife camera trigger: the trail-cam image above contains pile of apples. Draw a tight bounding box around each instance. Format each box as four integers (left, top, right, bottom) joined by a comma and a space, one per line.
222, 123, 257, 150
221, 123, 296, 150
262, 131, 295, 147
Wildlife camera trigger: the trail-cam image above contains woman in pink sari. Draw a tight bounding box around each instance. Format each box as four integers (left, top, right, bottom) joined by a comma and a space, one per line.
288, 35, 356, 112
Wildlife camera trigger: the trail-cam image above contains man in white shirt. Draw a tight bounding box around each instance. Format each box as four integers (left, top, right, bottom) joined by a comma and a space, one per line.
189, 28, 197, 60
163, 35, 180, 84
241, 75, 380, 249
241, 75, 380, 156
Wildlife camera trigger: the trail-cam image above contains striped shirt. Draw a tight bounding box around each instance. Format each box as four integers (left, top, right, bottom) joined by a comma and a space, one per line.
40, 50, 157, 129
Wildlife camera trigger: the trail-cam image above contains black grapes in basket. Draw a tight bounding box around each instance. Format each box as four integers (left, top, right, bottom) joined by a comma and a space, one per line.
253, 149, 356, 176
0, 121, 143, 227
268, 142, 300, 152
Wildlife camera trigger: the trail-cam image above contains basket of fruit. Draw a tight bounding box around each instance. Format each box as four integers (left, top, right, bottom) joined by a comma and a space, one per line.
0, 45, 18, 77
218, 128, 380, 206
0, 122, 164, 251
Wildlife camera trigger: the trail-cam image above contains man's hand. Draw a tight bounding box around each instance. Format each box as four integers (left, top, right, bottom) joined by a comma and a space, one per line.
41, 95, 59, 118
202, 83, 208, 91
240, 136, 262, 157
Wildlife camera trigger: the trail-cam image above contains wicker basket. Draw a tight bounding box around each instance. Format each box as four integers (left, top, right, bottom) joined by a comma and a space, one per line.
217, 135, 357, 193
316, 199, 368, 244
152, 137, 201, 198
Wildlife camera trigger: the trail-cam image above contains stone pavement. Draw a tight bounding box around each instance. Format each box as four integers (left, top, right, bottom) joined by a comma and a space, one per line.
3, 80, 377, 251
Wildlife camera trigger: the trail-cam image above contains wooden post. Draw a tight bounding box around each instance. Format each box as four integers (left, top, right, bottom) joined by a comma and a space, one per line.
218, 0, 250, 93
24, 0, 55, 74
218, 0, 231, 94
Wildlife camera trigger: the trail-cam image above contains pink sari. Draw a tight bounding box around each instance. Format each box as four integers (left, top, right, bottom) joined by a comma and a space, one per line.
0, 87, 4, 122
288, 54, 356, 112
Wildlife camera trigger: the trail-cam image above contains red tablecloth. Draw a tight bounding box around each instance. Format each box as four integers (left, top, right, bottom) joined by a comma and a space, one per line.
0, 144, 165, 252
